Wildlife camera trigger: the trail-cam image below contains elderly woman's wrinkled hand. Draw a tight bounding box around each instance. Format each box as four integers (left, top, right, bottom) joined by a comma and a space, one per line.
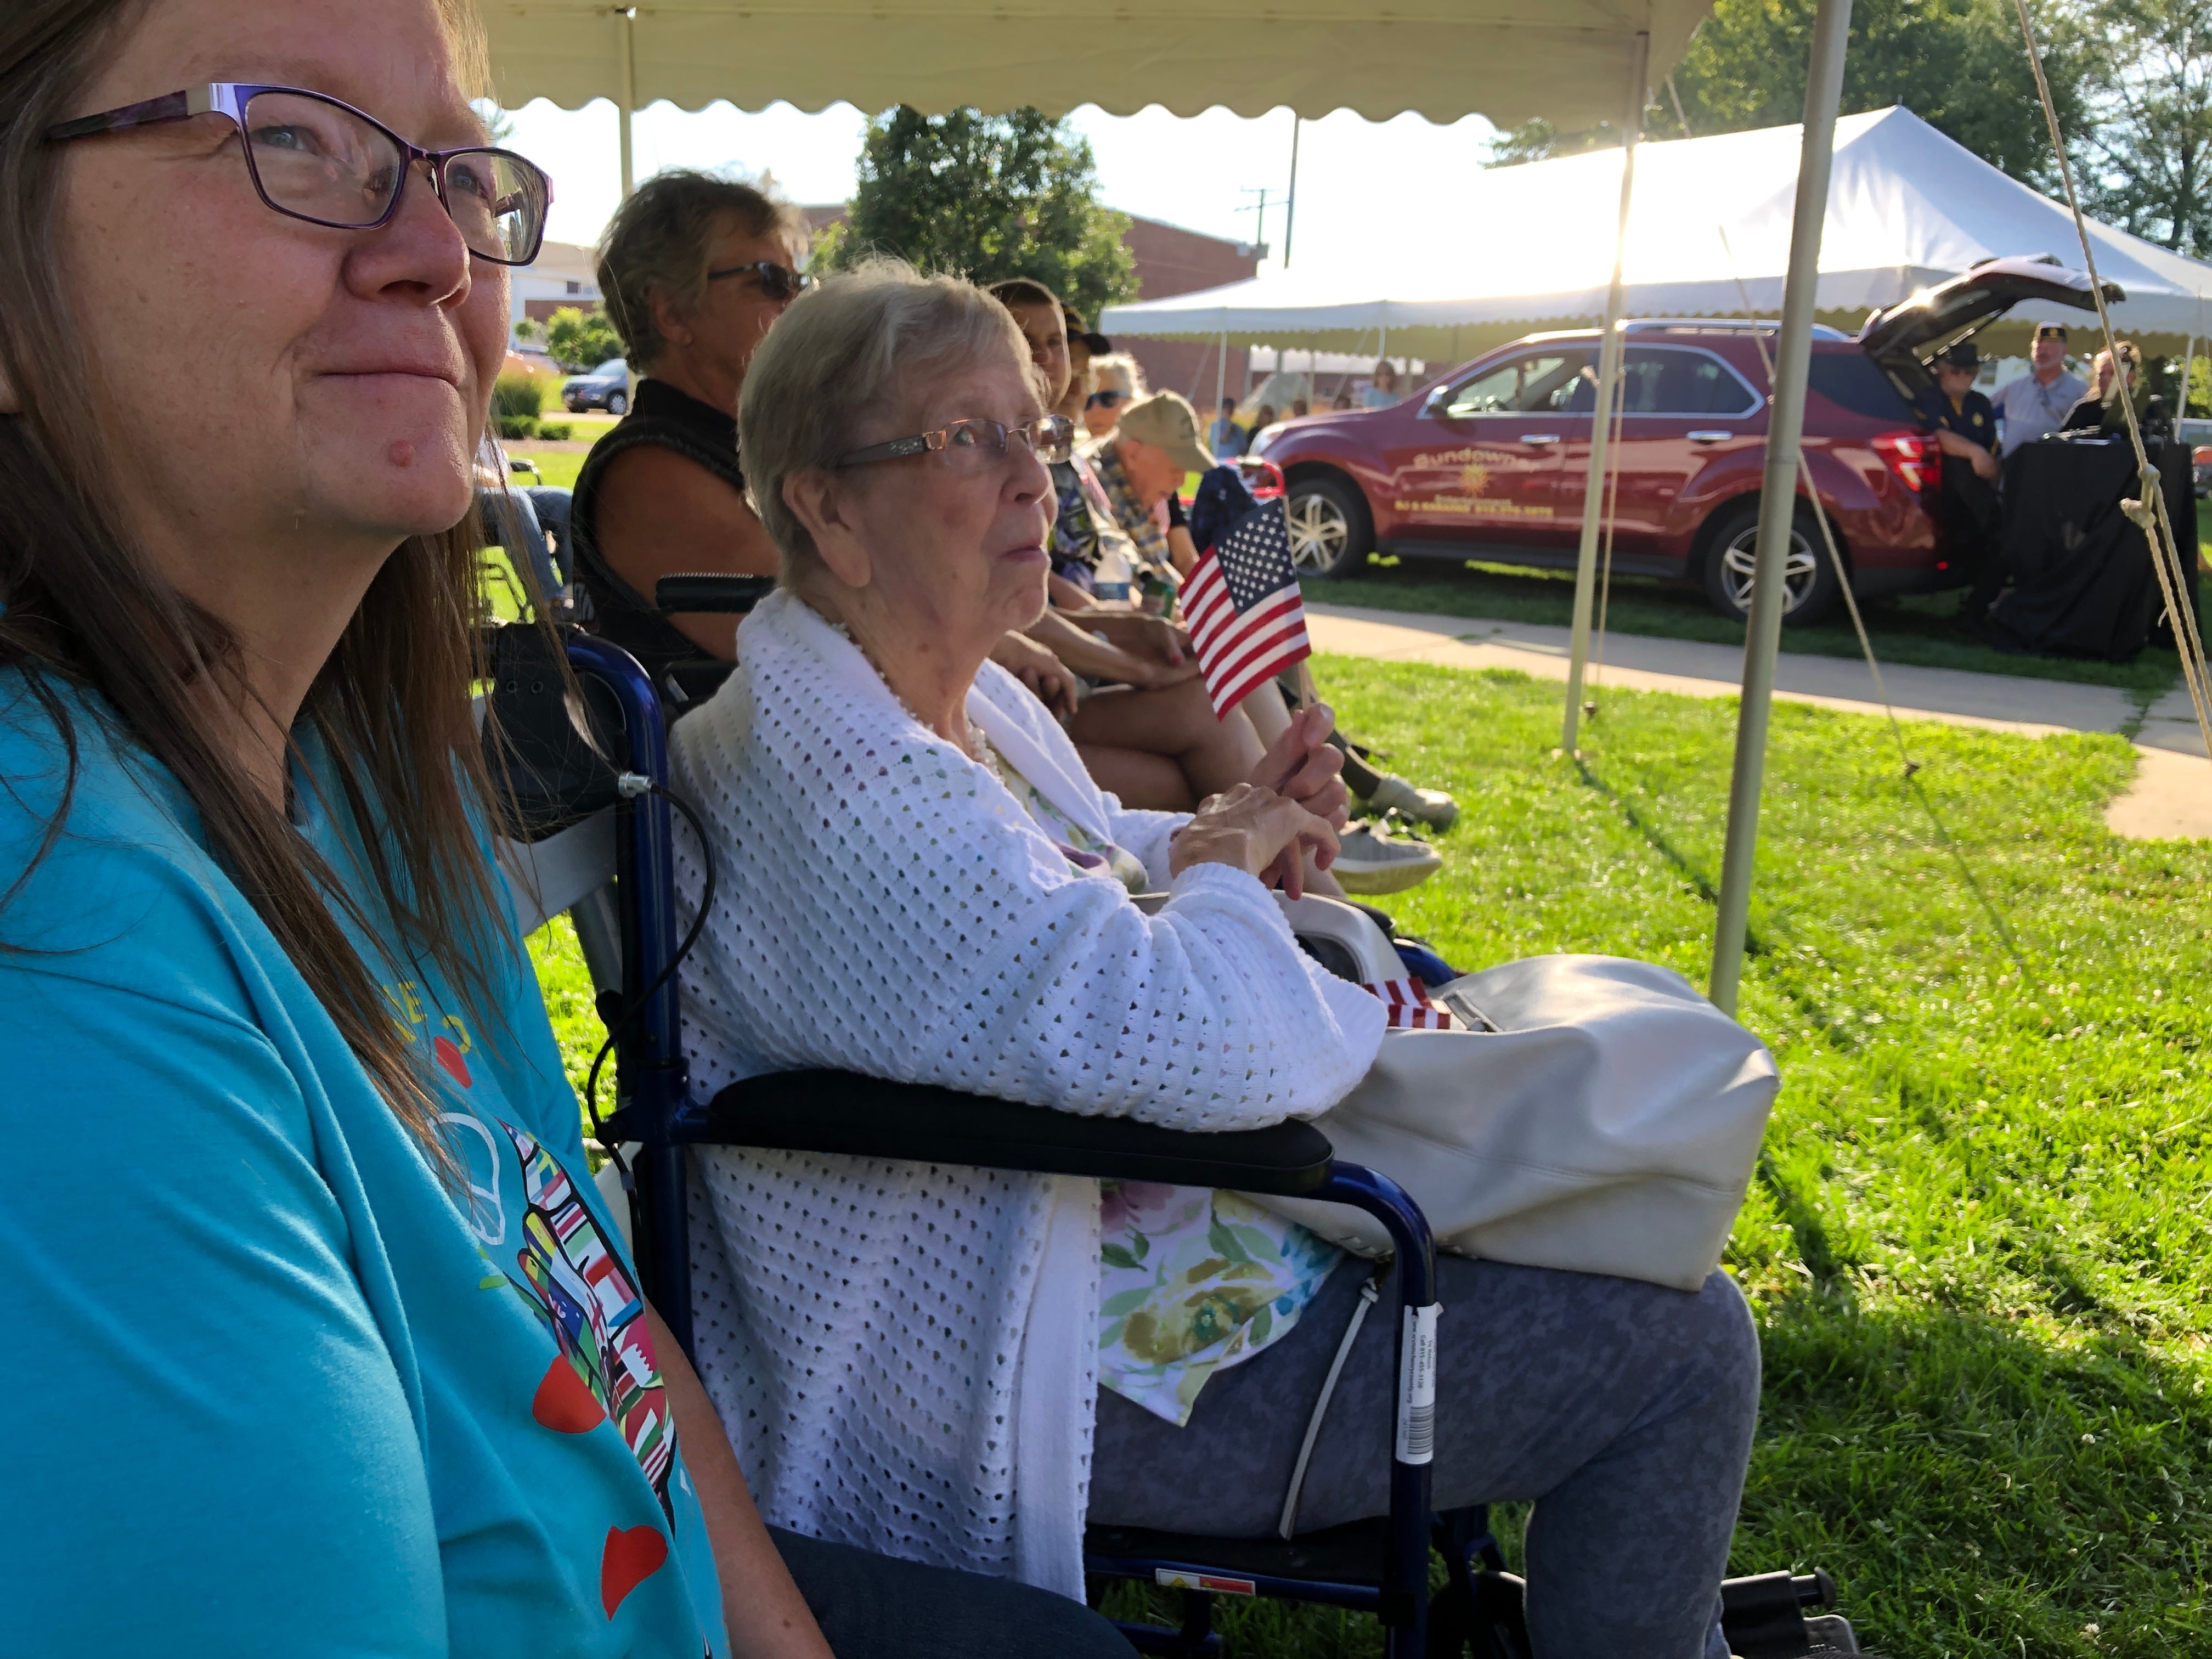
1249, 704, 1351, 830
1167, 781, 1340, 900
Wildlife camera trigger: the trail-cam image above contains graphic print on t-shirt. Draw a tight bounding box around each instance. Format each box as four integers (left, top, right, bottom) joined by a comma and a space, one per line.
496, 1119, 678, 1519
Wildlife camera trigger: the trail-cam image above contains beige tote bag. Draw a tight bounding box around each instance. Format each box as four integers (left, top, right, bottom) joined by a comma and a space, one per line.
1245, 954, 1779, 1293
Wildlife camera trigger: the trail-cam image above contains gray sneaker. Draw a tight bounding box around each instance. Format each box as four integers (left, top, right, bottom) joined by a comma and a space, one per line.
1333, 821, 1443, 895
1363, 772, 1460, 831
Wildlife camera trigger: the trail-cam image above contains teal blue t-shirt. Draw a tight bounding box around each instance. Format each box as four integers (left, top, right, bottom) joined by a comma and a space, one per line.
0, 675, 726, 1657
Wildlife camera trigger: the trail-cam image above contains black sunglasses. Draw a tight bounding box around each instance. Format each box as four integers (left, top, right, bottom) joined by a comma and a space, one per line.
1085, 389, 1128, 410
707, 261, 812, 302
45, 83, 550, 266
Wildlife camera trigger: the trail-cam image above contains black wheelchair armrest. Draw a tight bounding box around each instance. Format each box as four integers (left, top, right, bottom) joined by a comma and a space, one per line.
697, 1069, 1335, 1195
656, 573, 776, 613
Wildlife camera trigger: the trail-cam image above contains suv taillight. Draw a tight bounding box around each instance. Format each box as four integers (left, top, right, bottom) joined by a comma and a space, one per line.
1871, 430, 1939, 493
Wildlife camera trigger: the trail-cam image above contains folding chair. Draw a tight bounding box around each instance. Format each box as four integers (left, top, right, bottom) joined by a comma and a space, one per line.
482, 587, 1861, 1659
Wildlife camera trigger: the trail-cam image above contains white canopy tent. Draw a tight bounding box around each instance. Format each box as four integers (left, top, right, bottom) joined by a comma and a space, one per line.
1103, 105, 2212, 360
482, 1, 1711, 129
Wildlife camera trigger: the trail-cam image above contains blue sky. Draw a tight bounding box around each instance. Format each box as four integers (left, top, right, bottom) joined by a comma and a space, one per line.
505, 98, 1505, 273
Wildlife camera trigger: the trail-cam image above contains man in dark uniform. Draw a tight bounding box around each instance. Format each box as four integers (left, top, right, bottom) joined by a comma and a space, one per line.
1913, 342, 2005, 627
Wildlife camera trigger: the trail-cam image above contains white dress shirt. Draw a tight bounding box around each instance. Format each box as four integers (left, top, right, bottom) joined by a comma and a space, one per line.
1992, 367, 2090, 455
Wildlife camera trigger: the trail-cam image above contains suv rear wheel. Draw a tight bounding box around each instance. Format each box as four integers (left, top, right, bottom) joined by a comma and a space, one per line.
1284, 476, 1374, 579
605, 389, 629, 417
1701, 500, 1842, 625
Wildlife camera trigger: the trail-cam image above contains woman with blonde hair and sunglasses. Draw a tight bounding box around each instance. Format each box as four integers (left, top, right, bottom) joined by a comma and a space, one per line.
0, 1, 1133, 1653
570, 168, 814, 686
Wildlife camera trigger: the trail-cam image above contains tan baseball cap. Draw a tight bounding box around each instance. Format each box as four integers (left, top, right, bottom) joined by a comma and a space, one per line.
1116, 391, 1217, 473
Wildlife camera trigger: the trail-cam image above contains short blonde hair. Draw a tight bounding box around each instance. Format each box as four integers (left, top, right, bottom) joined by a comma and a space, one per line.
1088, 354, 1148, 400
738, 257, 1036, 583
596, 170, 809, 370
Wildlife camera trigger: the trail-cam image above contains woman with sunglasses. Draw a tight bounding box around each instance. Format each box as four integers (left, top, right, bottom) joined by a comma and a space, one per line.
0, 2, 1135, 1654
1080, 354, 1145, 439
569, 169, 811, 685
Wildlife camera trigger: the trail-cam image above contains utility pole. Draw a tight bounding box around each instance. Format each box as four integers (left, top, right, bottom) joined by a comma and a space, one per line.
1236, 187, 1279, 255
1284, 115, 1301, 267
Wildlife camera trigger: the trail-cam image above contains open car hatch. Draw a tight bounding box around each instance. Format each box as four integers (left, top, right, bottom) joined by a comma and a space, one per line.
1858, 255, 2124, 401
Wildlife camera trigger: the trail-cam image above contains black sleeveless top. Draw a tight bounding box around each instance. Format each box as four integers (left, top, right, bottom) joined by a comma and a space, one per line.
569, 377, 750, 687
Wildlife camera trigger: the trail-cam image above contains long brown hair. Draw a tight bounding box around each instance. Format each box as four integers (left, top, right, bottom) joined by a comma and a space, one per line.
0, 0, 514, 1164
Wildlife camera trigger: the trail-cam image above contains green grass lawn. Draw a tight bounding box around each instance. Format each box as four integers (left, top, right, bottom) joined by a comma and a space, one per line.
1306, 496, 2212, 696
528, 653, 2212, 1657
503, 447, 586, 489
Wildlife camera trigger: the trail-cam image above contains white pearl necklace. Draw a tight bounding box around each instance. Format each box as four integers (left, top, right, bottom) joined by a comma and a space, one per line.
824, 614, 1003, 783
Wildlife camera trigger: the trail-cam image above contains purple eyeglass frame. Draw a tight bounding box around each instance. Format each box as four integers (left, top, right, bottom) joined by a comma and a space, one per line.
44, 83, 551, 267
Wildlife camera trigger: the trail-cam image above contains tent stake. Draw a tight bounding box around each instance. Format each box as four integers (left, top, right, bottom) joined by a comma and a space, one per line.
1709, 0, 1855, 1016
1562, 31, 1650, 753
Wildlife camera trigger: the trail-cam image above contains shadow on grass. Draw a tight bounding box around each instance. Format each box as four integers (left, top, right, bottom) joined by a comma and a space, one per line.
1308, 555, 2197, 695
1568, 752, 1722, 907
1746, 1292, 2212, 1657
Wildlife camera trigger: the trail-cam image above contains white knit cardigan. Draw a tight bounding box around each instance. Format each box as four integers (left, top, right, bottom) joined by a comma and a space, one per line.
668, 589, 1385, 1598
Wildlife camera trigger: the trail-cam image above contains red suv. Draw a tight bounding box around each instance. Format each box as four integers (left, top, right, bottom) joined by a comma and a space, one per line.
1256, 259, 2109, 623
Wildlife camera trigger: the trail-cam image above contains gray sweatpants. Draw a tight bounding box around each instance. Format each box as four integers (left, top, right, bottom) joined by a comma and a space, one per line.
1087, 1255, 1759, 1659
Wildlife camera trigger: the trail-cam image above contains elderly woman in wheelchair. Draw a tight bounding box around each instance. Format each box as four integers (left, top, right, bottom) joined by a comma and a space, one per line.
669, 258, 1768, 1659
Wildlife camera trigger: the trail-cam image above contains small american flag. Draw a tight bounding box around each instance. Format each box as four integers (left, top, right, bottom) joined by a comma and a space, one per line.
1364, 978, 1452, 1030
1182, 500, 1311, 718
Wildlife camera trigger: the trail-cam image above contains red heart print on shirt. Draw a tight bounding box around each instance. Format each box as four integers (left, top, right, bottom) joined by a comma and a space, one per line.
600, 1525, 669, 1616
532, 1355, 605, 1434
433, 1034, 472, 1088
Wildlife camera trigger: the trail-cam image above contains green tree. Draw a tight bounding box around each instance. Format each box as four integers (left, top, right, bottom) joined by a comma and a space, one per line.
1487, 0, 2088, 189
544, 306, 623, 374
2077, 0, 2212, 252
819, 106, 1138, 322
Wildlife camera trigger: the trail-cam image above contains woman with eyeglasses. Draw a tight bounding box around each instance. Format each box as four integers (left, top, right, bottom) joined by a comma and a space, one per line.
670, 260, 1760, 1659
569, 170, 812, 686
0, 2, 1136, 1655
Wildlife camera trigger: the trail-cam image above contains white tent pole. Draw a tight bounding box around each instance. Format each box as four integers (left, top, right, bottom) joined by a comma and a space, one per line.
1285, 116, 1301, 268
1709, 0, 1854, 1016
1561, 31, 1650, 752
617, 7, 638, 198
1215, 330, 1228, 433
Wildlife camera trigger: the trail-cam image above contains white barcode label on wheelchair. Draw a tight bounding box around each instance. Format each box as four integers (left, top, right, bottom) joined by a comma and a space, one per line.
1396, 1303, 1441, 1464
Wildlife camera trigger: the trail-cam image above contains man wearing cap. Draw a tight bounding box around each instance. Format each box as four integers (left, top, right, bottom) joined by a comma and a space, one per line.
1914, 342, 2008, 624
1914, 341, 2001, 480
1088, 390, 1215, 584
1990, 325, 2087, 455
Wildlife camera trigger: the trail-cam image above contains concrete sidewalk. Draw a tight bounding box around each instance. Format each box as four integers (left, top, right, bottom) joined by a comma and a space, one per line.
1307, 602, 2212, 839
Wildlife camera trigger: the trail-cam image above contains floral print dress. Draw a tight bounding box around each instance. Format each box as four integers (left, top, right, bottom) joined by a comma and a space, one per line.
984, 738, 1348, 1427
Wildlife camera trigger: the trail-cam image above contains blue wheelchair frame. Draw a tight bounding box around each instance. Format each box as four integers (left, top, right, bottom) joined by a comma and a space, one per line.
560, 631, 1501, 1658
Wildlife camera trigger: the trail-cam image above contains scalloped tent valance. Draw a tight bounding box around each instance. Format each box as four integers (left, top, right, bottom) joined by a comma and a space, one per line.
480, 1, 1713, 131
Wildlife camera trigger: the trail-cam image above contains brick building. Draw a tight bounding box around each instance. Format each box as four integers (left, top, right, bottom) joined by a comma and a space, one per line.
798, 206, 1260, 410
1112, 216, 1261, 411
